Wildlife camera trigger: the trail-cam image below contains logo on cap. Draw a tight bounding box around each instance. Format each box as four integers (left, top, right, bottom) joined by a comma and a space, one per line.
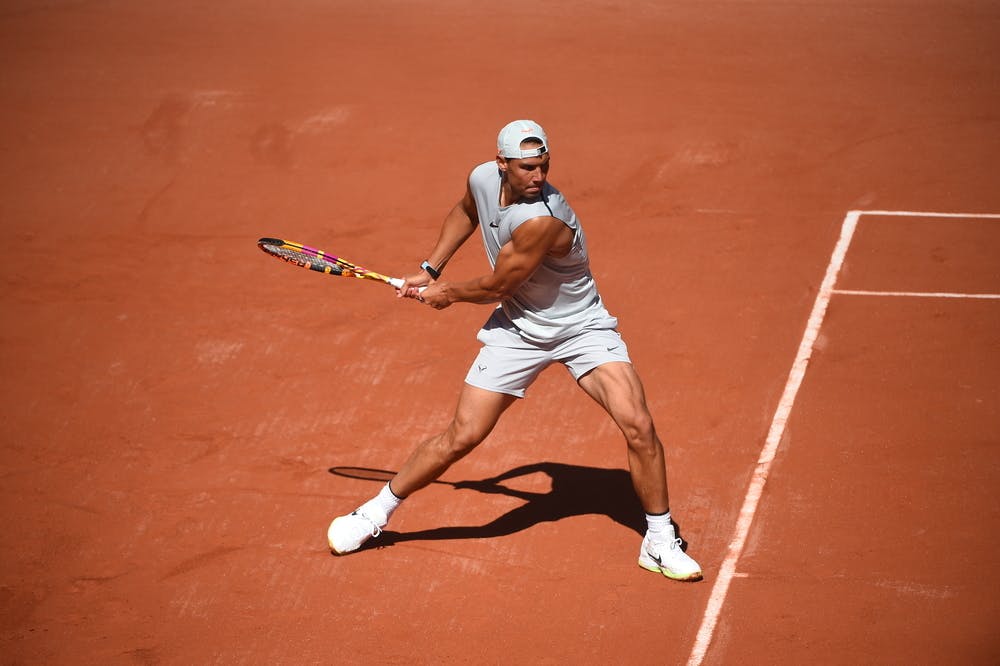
498, 120, 549, 159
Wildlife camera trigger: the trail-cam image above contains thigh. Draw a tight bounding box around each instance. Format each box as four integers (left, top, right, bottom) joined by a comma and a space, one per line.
576, 360, 652, 426
451, 382, 519, 445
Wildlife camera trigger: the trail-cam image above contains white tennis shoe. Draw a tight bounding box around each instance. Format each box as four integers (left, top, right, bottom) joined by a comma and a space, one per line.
327, 507, 386, 555
638, 528, 703, 581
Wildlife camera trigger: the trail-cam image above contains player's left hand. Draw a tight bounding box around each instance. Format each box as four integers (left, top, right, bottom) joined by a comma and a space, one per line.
416, 283, 451, 309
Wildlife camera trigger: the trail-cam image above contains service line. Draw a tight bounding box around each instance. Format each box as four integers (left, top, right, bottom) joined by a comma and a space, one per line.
833, 289, 1000, 299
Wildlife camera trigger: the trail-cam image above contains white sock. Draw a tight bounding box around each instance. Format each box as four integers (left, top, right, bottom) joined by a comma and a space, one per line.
361, 482, 403, 524
646, 511, 672, 536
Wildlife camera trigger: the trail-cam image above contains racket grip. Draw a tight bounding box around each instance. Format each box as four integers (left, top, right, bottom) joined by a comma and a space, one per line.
388, 277, 426, 293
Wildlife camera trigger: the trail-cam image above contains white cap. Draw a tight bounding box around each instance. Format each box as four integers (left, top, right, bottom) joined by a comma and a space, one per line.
497, 120, 549, 159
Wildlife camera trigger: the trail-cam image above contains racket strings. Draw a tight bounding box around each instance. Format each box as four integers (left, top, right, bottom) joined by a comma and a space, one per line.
258, 238, 392, 283
264, 244, 349, 275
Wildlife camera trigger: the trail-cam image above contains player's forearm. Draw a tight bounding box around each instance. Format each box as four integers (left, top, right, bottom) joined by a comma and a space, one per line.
436, 276, 509, 305
425, 201, 477, 273
437, 264, 532, 305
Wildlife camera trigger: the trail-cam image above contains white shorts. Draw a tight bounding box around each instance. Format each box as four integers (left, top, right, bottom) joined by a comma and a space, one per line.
464, 311, 632, 398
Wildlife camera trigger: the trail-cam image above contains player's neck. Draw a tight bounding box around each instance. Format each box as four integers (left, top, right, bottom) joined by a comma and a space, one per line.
499, 181, 514, 207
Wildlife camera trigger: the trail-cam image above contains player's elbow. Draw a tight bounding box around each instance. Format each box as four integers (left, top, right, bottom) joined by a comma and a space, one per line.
479, 276, 519, 302
488, 283, 517, 302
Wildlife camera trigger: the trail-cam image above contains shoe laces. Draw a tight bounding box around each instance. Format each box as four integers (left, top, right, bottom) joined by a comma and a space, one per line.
648, 534, 682, 555
354, 510, 382, 538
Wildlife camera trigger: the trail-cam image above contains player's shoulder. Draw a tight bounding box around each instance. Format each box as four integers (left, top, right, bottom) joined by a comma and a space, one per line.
507, 199, 561, 234
517, 187, 577, 233
469, 161, 498, 183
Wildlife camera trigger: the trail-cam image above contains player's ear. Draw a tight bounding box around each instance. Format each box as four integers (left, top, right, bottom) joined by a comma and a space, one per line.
496, 154, 508, 172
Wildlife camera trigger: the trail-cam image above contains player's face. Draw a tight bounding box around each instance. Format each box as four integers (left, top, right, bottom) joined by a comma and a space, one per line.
498, 152, 550, 201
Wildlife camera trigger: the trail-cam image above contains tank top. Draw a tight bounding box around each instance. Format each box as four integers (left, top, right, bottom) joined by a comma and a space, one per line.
467, 161, 618, 344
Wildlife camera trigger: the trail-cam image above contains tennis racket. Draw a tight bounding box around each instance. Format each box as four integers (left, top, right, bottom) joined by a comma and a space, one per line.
258, 237, 410, 289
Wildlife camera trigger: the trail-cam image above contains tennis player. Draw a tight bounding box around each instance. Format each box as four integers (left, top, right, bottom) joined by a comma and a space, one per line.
327, 120, 702, 581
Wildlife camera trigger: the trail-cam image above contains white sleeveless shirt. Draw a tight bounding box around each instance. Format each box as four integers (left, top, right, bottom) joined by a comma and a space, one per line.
467, 161, 618, 343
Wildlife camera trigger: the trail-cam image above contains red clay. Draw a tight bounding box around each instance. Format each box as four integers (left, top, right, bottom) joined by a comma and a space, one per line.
1, 1, 998, 664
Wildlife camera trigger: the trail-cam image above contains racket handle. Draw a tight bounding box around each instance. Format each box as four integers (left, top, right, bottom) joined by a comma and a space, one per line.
388, 277, 427, 293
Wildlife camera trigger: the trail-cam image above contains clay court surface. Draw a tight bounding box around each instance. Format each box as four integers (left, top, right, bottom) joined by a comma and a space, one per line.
2, 1, 999, 664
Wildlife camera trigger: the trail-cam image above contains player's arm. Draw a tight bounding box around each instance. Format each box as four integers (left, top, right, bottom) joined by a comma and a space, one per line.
427, 184, 479, 272
398, 180, 478, 296
420, 215, 570, 309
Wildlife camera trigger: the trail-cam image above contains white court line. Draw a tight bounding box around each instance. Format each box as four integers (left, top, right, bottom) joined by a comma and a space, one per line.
686, 208, 1000, 665
834, 289, 1000, 299
857, 210, 1000, 219
838, 210, 1000, 300
686, 210, 862, 666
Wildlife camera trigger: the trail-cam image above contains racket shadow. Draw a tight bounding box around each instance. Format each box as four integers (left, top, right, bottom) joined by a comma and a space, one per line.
328, 462, 652, 549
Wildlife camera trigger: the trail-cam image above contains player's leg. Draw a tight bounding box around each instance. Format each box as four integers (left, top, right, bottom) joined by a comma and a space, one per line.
576, 361, 668, 512
328, 383, 517, 555
577, 361, 702, 581
329, 311, 542, 555
390, 384, 518, 497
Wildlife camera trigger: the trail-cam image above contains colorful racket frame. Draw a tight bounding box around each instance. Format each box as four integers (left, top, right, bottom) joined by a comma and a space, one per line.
257, 237, 404, 288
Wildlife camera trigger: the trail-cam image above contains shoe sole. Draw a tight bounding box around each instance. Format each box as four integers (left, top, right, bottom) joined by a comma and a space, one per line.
638, 555, 703, 582
329, 541, 352, 555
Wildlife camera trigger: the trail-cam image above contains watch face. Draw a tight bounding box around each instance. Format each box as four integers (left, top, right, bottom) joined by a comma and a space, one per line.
421, 261, 440, 278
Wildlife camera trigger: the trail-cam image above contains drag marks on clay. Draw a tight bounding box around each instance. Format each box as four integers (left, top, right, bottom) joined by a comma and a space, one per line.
135, 177, 176, 227
296, 106, 353, 134
69, 572, 128, 593
189, 90, 243, 108
275, 454, 319, 481
672, 140, 741, 168
631, 138, 744, 190
141, 90, 353, 168
195, 339, 245, 365
160, 546, 244, 581
141, 95, 192, 162
177, 431, 234, 466
873, 579, 957, 600
119, 646, 161, 664
249, 105, 354, 167
250, 123, 293, 167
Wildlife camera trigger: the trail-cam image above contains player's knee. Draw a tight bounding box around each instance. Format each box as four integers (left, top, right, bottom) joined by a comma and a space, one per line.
437, 419, 486, 462
621, 411, 658, 455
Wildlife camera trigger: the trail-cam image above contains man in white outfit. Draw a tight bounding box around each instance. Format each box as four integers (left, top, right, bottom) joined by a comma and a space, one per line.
327, 120, 702, 581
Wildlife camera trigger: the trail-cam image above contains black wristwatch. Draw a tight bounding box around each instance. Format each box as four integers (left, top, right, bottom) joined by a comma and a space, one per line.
420, 260, 441, 280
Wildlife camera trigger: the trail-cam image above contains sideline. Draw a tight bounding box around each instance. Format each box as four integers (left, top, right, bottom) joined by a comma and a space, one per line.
685, 209, 861, 665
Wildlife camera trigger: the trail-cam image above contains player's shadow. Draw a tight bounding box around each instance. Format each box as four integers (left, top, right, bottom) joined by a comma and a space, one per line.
328, 462, 669, 549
